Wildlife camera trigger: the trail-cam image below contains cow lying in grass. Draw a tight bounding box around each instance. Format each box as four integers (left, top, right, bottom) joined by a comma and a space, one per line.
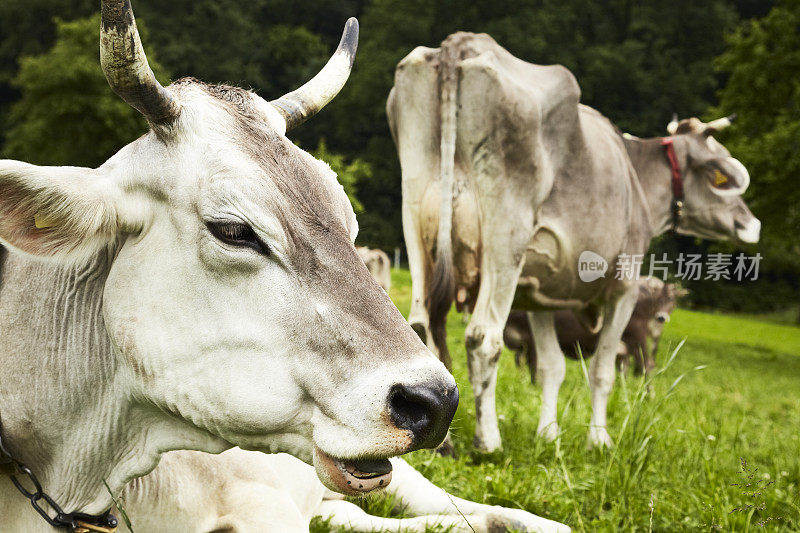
117, 448, 566, 532
504, 278, 683, 381
0, 2, 500, 531
0, 3, 570, 531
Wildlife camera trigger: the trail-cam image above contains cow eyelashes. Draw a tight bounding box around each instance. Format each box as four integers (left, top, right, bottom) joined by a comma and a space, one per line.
206, 221, 270, 255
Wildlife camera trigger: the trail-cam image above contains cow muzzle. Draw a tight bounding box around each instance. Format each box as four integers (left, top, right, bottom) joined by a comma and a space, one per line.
312, 377, 458, 496
388, 382, 459, 450
735, 216, 761, 244
313, 446, 395, 495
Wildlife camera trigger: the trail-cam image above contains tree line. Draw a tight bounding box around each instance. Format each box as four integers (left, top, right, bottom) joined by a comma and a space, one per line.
0, 0, 796, 315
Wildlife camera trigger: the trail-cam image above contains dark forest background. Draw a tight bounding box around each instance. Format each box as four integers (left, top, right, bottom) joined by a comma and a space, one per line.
0, 0, 797, 316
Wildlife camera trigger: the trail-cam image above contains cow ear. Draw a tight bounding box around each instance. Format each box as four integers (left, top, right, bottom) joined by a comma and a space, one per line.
0, 160, 132, 263
703, 157, 750, 196
668, 283, 689, 299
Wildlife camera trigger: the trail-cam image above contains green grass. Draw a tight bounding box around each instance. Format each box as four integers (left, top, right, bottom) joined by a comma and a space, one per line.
317, 269, 800, 532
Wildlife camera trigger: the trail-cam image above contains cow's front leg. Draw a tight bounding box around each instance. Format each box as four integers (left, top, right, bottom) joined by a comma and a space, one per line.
588, 286, 638, 447
367, 458, 571, 532
403, 196, 434, 352
529, 311, 565, 441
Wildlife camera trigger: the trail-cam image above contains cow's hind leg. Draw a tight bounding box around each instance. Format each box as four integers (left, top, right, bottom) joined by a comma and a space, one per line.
210, 482, 309, 532
390, 50, 441, 357
403, 188, 434, 350
529, 311, 565, 441
588, 286, 639, 447
456, 51, 544, 452
465, 261, 523, 452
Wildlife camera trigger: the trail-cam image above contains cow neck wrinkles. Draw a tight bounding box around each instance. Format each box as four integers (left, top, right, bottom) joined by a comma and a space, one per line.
624, 136, 682, 237
0, 245, 195, 522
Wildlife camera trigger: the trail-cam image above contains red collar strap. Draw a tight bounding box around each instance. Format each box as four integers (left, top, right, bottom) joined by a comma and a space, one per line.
660, 137, 684, 229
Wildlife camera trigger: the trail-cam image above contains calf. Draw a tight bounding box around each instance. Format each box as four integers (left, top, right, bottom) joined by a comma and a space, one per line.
505, 279, 683, 383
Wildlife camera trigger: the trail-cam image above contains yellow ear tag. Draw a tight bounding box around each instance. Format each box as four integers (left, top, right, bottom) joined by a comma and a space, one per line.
34, 213, 58, 229
713, 169, 728, 186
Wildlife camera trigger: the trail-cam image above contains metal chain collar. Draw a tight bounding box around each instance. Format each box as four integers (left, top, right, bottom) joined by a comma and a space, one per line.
0, 419, 119, 533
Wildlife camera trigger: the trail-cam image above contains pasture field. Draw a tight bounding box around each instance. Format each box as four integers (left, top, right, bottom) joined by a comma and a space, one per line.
314, 269, 800, 532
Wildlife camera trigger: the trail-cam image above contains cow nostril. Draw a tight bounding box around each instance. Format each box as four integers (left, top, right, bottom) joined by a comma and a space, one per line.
388, 383, 459, 449
389, 387, 430, 429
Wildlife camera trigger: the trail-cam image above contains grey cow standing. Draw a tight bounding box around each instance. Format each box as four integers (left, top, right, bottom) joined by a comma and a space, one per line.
388, 32, 760, 451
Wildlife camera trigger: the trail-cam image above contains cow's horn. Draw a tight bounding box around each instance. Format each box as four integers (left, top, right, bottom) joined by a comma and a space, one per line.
705, 113, 737, 133
270, 18, 359, 132
100, 0, 180, 125
666, 113, 679, 135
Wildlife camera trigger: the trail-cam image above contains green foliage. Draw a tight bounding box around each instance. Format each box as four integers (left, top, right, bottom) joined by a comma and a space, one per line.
711, 0, 800, 269
129, 1, 334, 99
2, 15, 168, 167
317, 0, 746, 248
310, 139, 370, 214
0, 0, 96, 145
0, 1, 777, 250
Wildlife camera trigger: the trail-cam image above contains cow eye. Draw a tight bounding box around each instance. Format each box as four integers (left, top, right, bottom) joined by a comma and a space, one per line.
206, 221, 269, 255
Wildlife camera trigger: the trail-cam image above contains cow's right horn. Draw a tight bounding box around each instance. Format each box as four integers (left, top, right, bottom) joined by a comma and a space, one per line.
100, 0, 181, 125
270, 18, 359, 132
704, 113, 737, 133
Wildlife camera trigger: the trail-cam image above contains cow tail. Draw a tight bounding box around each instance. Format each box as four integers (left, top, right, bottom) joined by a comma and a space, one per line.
426, 43, 458, 370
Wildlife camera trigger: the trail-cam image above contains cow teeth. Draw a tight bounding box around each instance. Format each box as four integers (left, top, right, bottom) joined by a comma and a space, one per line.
346, 467, 384, 479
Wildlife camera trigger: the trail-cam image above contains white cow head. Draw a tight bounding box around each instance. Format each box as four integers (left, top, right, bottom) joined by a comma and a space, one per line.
0, 0, 457, 495
666, 115, 760, 244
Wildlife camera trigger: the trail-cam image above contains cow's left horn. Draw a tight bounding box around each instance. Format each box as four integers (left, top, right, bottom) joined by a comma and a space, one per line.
270, 18, 359, 132
100, 0, 181, 125
666, 113, 679, 135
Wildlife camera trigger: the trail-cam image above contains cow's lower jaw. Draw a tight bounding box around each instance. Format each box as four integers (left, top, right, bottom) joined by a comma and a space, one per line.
313, 445, 393, 495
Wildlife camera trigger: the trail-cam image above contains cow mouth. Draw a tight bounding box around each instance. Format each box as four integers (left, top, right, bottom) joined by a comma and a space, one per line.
313, 445, 393, 495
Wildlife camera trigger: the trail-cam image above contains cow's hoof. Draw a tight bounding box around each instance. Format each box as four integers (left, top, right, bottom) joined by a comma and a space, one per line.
473, 434, 502, 453
486, 508, 572, 533
588, 426, 614, 448
536, 422, 559, 442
